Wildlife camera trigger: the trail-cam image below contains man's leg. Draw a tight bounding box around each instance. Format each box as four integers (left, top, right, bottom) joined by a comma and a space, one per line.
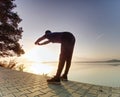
64, 53, 72, 77
56, 49, 66, 77
47, 44, 66, 84
62, 42, 75, 79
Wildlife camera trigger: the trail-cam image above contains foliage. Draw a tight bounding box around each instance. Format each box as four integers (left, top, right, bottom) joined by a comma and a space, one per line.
0, 59, 16, 69
0, 0, 24, 57
16, 64, 25, 71
0, 59, 25, 71
42, 73, 48, 78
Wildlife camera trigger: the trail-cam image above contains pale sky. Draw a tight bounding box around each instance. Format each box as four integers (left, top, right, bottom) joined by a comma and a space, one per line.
15, 0, 120, 61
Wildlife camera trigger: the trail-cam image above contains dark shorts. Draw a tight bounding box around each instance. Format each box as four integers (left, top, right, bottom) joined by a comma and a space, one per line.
61, 32, 75, 57
61, 32, 75, 44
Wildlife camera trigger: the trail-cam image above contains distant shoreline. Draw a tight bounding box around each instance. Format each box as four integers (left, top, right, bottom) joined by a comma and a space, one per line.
42, 59, 120, 63
74, 59, 120, 63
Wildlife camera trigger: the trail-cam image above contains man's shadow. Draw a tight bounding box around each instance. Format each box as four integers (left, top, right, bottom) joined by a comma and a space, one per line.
47, 81, 83, 97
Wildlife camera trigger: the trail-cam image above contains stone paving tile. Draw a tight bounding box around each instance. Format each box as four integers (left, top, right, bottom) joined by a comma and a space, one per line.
88, 89, 98, 95
13, 90, 31, 97
111, 93, 120, 97
2, 94, 15, 97
25, 91, 44, 97
84, 93, 98, 97
0, 67, 120, 97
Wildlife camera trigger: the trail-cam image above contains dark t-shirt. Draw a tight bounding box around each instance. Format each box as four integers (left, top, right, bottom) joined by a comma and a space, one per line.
45, 32, 62, 43
45, 32, 75, 43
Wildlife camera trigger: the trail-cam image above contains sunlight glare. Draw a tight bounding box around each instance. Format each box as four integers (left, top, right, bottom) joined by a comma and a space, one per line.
23, 46, 59, 62
26, 63, 54, 75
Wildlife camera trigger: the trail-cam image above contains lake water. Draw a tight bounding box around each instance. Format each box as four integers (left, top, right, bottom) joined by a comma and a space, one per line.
23, 62, 120, 87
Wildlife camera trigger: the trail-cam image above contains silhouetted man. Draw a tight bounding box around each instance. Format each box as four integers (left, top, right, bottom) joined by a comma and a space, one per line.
35, 30, 75, 84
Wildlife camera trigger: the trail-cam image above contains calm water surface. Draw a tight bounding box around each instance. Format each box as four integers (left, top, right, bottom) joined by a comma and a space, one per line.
24, 62, 120, 87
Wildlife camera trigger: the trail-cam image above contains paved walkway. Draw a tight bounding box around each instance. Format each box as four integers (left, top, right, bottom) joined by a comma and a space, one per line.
0, 67, 120, 97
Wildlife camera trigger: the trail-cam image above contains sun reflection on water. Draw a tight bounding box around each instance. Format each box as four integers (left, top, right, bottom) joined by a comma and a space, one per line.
24, 62, 55, 75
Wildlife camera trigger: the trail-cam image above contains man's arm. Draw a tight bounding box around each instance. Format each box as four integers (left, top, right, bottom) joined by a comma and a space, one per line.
35, 35, 45, 45
38, 40, 51, 45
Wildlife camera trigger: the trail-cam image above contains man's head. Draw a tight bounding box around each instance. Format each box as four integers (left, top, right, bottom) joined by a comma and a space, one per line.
45, 30, 52, 35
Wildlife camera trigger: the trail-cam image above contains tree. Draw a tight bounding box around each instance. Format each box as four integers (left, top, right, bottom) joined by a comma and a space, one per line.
0, 0, 24, 57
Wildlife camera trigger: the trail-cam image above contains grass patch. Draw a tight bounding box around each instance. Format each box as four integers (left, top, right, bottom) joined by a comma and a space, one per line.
0, 59, 25, 71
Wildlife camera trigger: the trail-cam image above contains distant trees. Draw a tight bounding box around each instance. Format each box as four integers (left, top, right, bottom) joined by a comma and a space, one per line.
0, 0, 24, 57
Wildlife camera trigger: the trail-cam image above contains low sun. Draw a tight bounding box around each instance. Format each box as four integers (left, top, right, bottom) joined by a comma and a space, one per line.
24, 46, 58, 62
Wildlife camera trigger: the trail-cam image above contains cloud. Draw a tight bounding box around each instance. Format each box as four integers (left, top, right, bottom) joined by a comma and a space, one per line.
96, 33, 104, 40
